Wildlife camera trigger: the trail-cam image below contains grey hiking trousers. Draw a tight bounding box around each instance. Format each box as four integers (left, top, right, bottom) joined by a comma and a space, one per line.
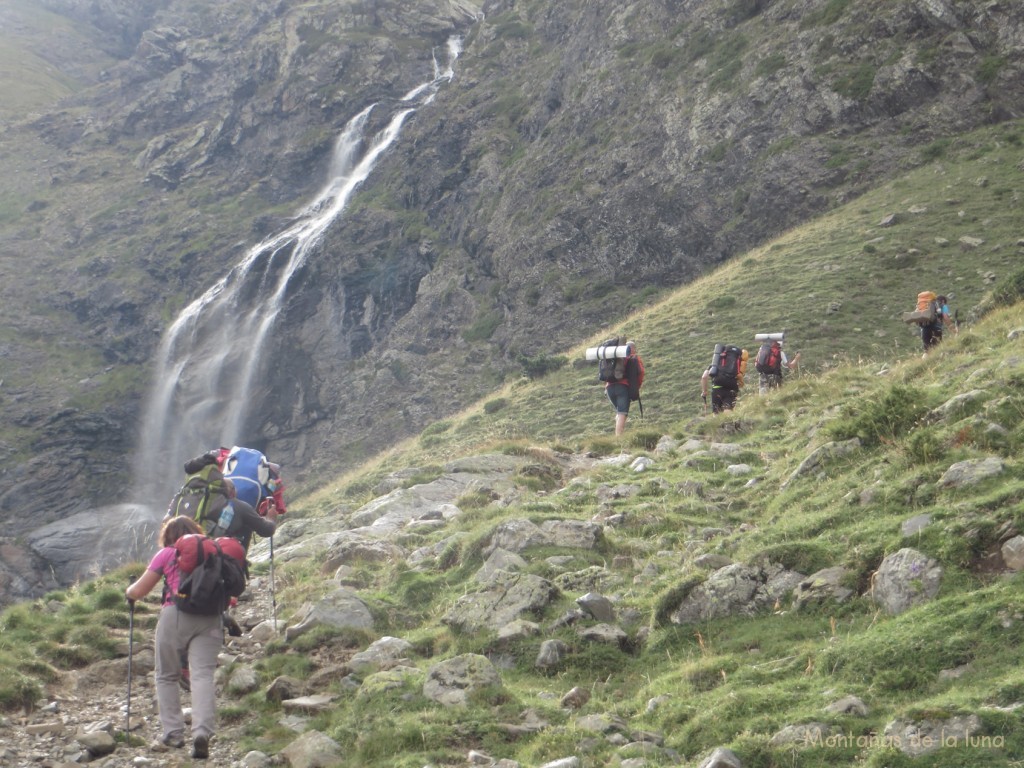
154, 604, 222, 741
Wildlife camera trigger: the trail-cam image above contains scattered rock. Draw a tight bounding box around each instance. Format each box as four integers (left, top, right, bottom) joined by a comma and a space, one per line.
883, 714, 983, 757
280, 729, 344, 768
698, 747, 742, 768
901, 514, 932, 537
560, 686, 590, 709
938, 456, 1005, 488
825, 695, 868, 717
536, 639, 569, 671
1001, 536, 1024, 571
284, 587, 374, 641
871, 548, 942, 615
576, 592, 616, 622
423, 654, 502, 707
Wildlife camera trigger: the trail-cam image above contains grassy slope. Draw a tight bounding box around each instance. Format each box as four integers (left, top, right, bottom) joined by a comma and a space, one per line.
0, 0, 113, 121
3, 125, 1024, 767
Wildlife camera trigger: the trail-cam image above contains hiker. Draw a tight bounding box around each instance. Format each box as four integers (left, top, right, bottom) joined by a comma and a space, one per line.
603, 340, 645, 436
125, 516, 219, 760
166, 464, 279, 554
701, 366, 738, 414
701, 344, 747, 415
219, 479, 279, 554
922, 294, 956, 356
224, 446, 286, 513
186, 446, 288, 516
756, 339, 801, 394
166, 466, 279, 680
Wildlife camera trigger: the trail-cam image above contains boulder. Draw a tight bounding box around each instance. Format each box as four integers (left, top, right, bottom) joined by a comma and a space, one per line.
423, 654, 502, 706
939, 457, 1005, 488
285, 588, 374, 641
444, 573, 559, 633
871, 548, 942, 615
280, 730, 343, 768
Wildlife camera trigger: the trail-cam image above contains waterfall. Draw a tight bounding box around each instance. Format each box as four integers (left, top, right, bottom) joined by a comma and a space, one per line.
133, 36, 463, 505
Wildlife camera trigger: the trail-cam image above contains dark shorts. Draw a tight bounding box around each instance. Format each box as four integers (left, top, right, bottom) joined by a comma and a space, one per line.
922, 324, 943, 349
606, 383, 631, 415
711, 386, 737, 413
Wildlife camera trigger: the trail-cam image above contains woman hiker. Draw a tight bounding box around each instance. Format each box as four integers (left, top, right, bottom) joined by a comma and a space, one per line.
126, 515, 219, 760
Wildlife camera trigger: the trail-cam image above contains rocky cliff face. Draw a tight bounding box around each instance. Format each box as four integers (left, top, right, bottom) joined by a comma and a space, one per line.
1, 0, 1023, 605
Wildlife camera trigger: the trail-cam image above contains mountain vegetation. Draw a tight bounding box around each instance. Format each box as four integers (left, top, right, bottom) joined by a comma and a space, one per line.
2, 0, 1024, 602
2, 121, 1023, 766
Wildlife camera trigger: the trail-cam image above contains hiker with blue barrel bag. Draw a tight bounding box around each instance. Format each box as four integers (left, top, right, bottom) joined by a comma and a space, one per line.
221, 445, 286, 625
223, 445, 288, 526
586, 337, 645, 436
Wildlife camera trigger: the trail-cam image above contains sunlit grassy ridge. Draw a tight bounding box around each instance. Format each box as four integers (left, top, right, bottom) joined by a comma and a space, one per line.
0, 0, 115, 121
3, 123, 1024, 767
306, 119, 1024, 486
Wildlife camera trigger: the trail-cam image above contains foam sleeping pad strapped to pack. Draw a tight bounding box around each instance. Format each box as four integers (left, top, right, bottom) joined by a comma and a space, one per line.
902, 291, 938, 325
584, 345, 633, 360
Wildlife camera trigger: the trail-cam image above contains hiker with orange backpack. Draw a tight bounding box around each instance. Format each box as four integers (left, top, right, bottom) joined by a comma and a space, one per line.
904, 291, 957, 357
921, 293, 956, 356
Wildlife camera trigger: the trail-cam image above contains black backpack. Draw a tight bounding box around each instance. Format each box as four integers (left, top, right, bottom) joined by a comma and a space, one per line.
710, 344, 743, 389
174, 536, 248, 616
597, 337, 627, 383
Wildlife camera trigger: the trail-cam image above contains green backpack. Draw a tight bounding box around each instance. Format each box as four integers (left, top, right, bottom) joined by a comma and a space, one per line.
168, 463, 231, 526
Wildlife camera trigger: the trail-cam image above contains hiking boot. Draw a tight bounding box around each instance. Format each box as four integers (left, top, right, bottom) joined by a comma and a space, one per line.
192, 734, 210, 759
151, 732, 185, 751
223, 612, 243, 637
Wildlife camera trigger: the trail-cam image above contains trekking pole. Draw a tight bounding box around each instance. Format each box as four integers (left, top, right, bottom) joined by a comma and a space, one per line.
269, 535, 277, 625
125, 599, 135, 739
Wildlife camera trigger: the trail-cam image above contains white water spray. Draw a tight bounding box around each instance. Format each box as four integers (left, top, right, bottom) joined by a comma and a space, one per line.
134, 37, 462, 503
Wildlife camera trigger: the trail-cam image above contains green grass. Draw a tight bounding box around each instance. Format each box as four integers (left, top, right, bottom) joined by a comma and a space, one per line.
269, 124, 1024, 764
4, 27, 1024, 766
8, 295, 1024, 766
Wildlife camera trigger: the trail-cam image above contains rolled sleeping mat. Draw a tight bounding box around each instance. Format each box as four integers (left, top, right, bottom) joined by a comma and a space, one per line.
708, 342, 724, 377
754, 332, 785, 341
585, 344, 633, 360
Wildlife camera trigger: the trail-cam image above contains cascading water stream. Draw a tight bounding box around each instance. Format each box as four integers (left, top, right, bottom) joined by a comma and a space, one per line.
133, 36, 462, 505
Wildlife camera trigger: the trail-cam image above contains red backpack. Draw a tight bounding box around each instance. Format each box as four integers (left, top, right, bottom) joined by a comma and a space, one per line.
174, 534, 246, 573
173, 534, 248, 615
755, 341, 783, 375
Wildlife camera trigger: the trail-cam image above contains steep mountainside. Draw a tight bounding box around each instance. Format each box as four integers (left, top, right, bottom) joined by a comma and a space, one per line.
0, 0, 1023, 601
